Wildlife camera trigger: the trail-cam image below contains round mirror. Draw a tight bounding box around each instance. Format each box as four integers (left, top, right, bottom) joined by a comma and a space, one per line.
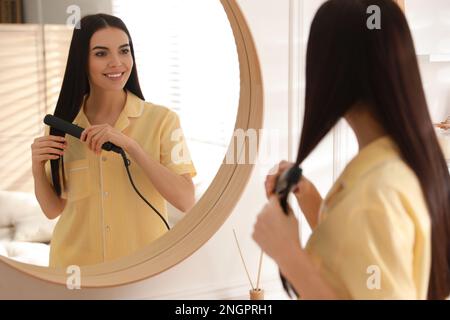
0, 0, 262, 287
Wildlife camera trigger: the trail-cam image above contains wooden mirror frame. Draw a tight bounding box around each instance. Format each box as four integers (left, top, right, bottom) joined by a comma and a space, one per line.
0, 0, 263, 288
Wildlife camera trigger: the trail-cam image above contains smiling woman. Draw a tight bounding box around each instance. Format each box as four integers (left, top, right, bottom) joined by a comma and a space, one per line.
30, 14, 197, 268
0, 0, 262, 289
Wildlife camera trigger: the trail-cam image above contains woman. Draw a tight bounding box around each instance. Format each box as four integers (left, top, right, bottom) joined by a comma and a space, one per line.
31, 14, 197, 268
253, 0, 450, 299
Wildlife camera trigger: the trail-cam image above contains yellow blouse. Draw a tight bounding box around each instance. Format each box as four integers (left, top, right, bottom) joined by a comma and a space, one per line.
45, 90, 196, 268
305, 136, 431, 299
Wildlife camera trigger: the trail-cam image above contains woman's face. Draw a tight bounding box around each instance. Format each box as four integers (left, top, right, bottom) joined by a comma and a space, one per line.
88, 27, 133, 92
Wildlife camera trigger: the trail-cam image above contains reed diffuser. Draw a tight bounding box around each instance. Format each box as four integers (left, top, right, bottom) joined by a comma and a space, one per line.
233, 229, 264, 300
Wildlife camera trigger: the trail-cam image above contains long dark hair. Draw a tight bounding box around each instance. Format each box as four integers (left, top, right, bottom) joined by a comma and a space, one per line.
292, 0, 449, 299
49, 14, 144, 196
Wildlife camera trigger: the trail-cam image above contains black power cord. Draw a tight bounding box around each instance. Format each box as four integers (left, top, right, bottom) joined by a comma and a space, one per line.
118, 149, 171, 231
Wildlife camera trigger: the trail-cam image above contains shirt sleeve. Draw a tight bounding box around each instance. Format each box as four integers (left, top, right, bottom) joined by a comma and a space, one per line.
335, 185, 417, 299
159, 110, 197, 178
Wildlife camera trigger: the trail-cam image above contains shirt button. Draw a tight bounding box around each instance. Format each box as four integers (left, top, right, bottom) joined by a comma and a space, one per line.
106, 225, 110, 231
102, 156, 107, 161
104, 191, 109, 197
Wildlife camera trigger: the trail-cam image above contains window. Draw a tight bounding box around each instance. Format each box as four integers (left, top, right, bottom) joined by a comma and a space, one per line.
0, 24, 71, 192
112, 0, 240, 197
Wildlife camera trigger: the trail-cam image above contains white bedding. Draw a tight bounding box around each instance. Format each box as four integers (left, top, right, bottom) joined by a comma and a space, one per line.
0, 240, 50, 266
0, 190, 56, 267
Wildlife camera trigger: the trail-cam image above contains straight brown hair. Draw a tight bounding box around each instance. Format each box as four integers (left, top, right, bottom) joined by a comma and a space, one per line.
295, 0, 450, 299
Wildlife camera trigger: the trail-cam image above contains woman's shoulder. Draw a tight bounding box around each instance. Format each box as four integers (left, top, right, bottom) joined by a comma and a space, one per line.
127, 91, 178, 120
140, 101, 179, 121
355, 157, 430, 227
362, 157, 422, 194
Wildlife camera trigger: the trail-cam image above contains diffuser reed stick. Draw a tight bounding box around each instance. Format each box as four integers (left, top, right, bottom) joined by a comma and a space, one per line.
233, 229, 255, 290
233, 229, 265, 300
256, 249, 264, 290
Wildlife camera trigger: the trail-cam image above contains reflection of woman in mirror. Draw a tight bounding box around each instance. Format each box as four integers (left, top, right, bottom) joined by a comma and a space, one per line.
253, 0, 450, 299
30, 14, 197, 268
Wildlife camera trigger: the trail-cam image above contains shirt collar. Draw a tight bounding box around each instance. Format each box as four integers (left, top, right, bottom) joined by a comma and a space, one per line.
324, 135, 401, 203
74, 90, 144, 132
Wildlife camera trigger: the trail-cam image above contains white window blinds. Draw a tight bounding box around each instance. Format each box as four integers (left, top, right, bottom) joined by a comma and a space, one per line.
111, 0, 239, 147
112, 0, 240, 196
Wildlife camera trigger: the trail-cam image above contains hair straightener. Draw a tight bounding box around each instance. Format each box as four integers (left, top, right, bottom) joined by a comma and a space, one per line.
273, 164, 302, 299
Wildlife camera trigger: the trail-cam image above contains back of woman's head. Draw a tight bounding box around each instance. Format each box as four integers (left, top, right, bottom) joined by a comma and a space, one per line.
49, 14, 144, 198
296, 0, 450, 299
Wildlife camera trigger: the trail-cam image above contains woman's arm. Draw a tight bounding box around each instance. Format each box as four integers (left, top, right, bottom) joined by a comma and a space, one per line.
33, 167, 67, 219
31, 135, 67, 219
126, 140, 195, 212
293, 177, 323, 230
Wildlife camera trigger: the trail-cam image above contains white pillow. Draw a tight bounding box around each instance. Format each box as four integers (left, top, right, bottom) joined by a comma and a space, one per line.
0, 190, 58, 243
0, 240, 50, 267
14, 215, 58, 243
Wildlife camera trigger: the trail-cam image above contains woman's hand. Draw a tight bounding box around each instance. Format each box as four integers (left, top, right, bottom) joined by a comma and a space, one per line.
436, 123, 450, 130
264, 160, 314, 200
264, 160, 323, 230
252, 195, 301, 263
31, 135, 67, 173
436, 116, 450, 130
80, 124, 135, 155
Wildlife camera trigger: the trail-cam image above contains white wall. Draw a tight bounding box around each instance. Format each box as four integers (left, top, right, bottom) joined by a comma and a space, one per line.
0, 0, 294, 299
405, 0, 450, 122
408, 0, 450, 166
406, 0, 450, 57
418, 57, 450, 123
